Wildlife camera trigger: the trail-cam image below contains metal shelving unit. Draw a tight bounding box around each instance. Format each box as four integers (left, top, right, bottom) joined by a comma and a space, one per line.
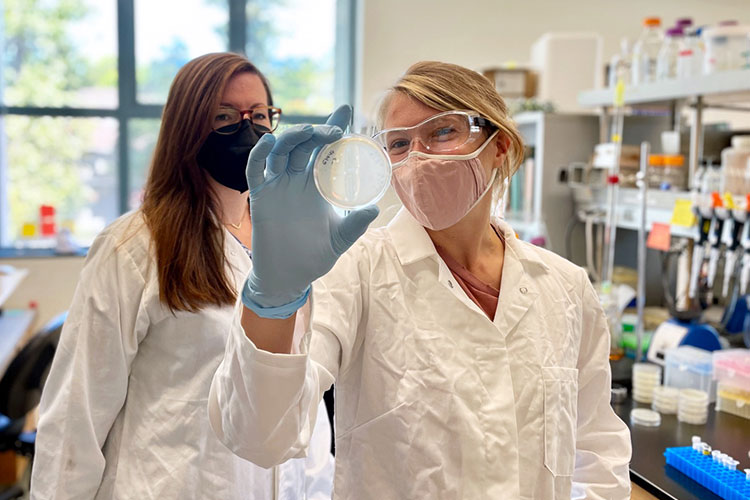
577, 70, 750, 237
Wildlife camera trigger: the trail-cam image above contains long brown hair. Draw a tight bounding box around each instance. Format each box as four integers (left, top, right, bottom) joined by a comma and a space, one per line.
141, 52, 272, 313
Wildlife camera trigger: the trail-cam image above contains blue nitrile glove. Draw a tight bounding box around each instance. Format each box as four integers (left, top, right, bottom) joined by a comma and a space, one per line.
242, 105, 380, 318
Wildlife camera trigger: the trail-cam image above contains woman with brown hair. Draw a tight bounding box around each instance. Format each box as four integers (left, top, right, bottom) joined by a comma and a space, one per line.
210, 60, 632, 499
30, 52, 337, 499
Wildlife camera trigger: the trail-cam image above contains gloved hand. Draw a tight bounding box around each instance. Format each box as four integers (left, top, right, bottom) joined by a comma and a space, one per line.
242, 105, 380, 318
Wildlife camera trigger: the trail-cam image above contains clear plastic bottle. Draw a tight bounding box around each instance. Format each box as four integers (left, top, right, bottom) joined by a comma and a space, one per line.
608, 38, 631, 87
632, 17, 664, 85
677, 27, 704, 79
721, 135, 750, 196
657, 27, 684, 80
701, 159, 724, 194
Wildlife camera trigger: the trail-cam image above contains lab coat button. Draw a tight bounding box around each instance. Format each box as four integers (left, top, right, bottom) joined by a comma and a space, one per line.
520, 286, 528, 294
448, 280, 454, 288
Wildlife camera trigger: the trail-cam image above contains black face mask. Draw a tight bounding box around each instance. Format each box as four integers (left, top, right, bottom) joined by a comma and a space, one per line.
196, 119, 268, 192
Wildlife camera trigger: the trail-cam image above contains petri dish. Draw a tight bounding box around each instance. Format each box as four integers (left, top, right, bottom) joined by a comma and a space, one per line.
313, 134, 392, 210
630, 408, 662, 427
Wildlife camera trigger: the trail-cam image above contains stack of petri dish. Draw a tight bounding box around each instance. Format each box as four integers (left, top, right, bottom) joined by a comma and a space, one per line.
652, 385, 680, 414
632, 363, 662, 403
678, 388, 710, 424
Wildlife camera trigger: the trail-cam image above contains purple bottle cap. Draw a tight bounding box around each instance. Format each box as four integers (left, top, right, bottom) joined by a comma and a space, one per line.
676, 18, 693, 27
666, 27, 684, 37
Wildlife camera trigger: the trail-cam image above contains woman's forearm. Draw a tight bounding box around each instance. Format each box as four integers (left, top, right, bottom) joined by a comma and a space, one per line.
240, 305, 297, 353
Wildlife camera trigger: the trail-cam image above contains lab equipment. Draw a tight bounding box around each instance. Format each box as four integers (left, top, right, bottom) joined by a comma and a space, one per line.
708, 198, 730, 297
314, 134, 392, 210
703, 25, 750, 74
677, 27, 705, 80
632, 362, 662, 403
630, 408, 661, 427
664, 345, 717, 402
608, 38, 631, 88
635, 142, 650, 363
713, 349, 750, 391
652, 385, 680, 414
243, 106, 379, 318
716, 382, 750, 420
632, 17, 664, 85
722, 136, 750, 197
656, 27, 685, 81
647, 319, 722, 364
661, 155, 687, 190
664, 445, 750, 500
600, 70, 626, 359
678, 388, 710, 424
722, 203, 747, 298
689, 196, 714, 300
647, 154, 666, 188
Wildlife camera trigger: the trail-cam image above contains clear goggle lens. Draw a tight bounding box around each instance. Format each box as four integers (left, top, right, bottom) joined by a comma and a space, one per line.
373, 111, 492, 167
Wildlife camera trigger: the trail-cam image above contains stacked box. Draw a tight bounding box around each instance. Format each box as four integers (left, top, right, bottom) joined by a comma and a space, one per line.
665, 346, 716, 403
713, 349, 750, 421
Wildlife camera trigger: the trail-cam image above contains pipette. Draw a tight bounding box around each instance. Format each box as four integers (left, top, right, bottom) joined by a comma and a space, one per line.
722, 195, 746, 297
689, 200, 714, 299
740, 195, 750, 295
706, 193, 727, 299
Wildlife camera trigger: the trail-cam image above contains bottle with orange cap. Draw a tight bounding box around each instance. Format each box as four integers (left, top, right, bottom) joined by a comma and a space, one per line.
632, 17, 664, 85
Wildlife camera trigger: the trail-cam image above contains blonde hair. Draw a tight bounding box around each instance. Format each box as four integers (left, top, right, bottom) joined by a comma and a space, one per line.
377, 61, 524, 198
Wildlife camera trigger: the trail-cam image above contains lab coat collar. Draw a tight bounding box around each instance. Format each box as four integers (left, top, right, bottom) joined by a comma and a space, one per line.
386, 207, 550, 274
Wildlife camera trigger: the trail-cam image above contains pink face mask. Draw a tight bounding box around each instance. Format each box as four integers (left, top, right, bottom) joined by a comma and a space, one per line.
391, 132, 498, 230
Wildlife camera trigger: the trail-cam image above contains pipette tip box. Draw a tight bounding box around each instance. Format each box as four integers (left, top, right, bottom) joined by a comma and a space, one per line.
664, 446, 750, 500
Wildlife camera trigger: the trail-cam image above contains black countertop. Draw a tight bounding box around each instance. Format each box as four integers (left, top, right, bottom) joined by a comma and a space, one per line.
613, 397, 750, 500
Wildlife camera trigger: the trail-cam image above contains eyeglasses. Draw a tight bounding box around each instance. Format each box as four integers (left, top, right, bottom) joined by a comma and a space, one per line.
372, 110, 495, 167
212, 105, 282, 134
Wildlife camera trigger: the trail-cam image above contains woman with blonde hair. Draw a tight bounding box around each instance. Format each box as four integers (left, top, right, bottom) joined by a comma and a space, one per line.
209, 60, 632, 499
30, 52, 335, 499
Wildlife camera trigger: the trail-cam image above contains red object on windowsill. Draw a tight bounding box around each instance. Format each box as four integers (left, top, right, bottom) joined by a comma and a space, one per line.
40, 205, 56, 237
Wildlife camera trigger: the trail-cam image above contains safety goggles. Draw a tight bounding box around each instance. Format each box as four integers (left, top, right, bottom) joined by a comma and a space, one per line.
372, 110, 496, 168
212, 105, 282, 135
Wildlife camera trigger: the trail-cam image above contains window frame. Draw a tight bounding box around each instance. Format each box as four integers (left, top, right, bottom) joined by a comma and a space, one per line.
0, 0, 355, 251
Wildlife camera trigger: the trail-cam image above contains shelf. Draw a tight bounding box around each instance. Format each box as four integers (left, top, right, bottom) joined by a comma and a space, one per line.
578, 70, 750, 108
573, 186, 695, 239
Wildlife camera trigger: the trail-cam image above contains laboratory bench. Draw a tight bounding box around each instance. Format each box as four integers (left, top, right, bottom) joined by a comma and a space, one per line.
613, 396, 750, 500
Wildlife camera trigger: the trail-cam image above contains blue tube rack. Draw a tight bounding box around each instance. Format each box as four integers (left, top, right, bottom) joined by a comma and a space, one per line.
664, 446, 750, 500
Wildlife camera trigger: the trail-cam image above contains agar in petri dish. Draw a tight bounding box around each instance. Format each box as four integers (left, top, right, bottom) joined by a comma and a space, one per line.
313, 134, 392, 210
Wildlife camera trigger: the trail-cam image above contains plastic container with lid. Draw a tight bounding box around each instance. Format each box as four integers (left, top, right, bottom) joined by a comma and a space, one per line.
715, 381, 750, 421
721, 135, 750, 196
661, 154, 687, 190
664, 346, 716, 403
713, 349, 750, 391
702, 24, 750, 74
657, 27, 685, 80
632, 17, 664, 85
677, 27, 705, 79
647, 154, 666, 188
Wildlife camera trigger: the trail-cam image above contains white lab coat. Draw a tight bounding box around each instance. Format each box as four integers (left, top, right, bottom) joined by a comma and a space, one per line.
31, 212, 334, 500
209, 208, 632, 500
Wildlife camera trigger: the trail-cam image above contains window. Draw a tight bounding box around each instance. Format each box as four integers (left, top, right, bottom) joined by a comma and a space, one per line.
0, 0, 353, 248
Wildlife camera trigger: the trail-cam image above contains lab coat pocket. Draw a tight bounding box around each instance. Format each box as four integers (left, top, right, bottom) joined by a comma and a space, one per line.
542, 366, 578, 477
335, 402, 411, 500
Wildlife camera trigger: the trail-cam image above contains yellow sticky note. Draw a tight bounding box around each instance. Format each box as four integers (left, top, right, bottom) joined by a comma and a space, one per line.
21, 223, 36, 238
671, 199, 696, 227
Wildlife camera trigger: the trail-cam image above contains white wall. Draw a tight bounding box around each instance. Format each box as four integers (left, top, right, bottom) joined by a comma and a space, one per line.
357, 0, 750, 121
